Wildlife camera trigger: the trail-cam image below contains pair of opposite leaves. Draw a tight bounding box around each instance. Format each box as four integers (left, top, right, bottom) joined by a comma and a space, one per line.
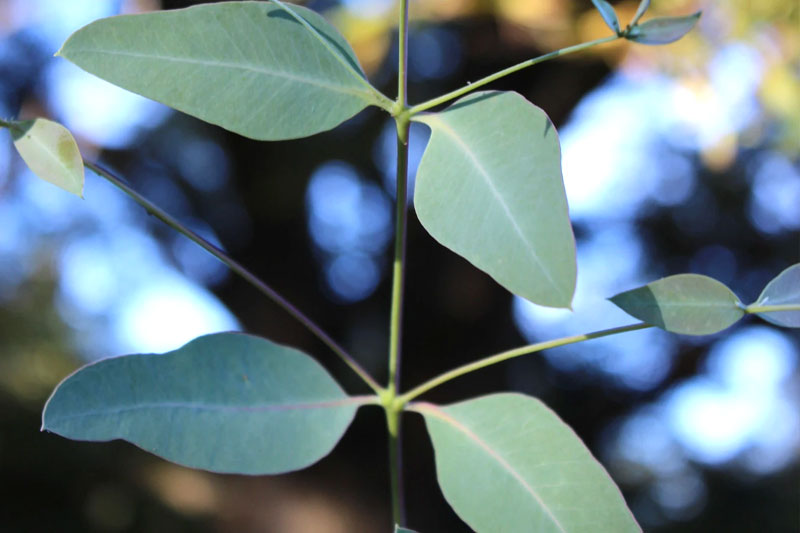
31, 1, 700, 312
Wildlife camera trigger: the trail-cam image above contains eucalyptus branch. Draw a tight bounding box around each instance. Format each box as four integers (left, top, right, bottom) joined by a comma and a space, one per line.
406, 35, 620, 116
384, 0, 411, 526
745, 304, 800, 314
398, 323, 652, 404
84, 161, 382, 394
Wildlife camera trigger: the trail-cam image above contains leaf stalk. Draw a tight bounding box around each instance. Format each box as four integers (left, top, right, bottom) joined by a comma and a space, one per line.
406, 35, 620, 115
745, 304, 800, 314
398, 323, 653, 405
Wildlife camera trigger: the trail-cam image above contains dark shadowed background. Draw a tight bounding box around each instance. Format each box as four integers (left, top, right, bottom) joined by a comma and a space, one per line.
0, 0, 798, 531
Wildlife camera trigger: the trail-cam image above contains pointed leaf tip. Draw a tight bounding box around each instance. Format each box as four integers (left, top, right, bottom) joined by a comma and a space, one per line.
11, 118, 84, 197
413, 91, 576, 309
592, 0, 621, 34
626, 11, 702, 45
752, 263, 800, 328
58, 2, 377, 140
610, 274, 744, 335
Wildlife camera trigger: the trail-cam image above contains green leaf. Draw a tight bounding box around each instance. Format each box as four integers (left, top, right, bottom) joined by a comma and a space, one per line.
43, 333, 368, 475
413, 393, 640, 533
630, 0, 651, 26
610, 274, 744, 335
751, 263, 800, 328
58, 2, 384, 141
10, 118, 84, 197
626, 11, 702, 45
591, 0, 621, 34
395, 527, 419, 533
413, 91, 576, 309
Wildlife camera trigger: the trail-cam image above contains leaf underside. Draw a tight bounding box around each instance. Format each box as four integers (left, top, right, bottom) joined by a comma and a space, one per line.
413, 91, 576, 309
754, 263, 800, 327
43, 332, 362, 475
416, 393, 641, 533
610, 274, 744, 335
58, 1, 378, 140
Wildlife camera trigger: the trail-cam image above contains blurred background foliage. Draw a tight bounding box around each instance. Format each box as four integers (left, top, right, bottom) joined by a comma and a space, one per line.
0, 0, 798, 531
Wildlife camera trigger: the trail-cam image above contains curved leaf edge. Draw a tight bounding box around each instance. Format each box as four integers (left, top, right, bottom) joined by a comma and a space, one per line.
7, 117, 85, 197
408, 393, 641, 532
412, 90, 577, 310
42, 331, 378, 475
748, 263, 800, 328
608, 273, 746, 335
56, 2, 386, 141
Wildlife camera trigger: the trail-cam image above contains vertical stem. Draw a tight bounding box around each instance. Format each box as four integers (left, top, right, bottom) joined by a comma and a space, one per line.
388, 123, 410, 399
397, 0, 409, 109
387, 119, 410, 527
386, 0, 410, 526
386, 403, 404, 527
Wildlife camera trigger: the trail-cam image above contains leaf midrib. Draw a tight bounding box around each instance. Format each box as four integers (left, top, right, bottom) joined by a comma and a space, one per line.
419, 403, 568, 533
65, 47, 374, 101
48, 396, 367, 425
423, 114, 564, 300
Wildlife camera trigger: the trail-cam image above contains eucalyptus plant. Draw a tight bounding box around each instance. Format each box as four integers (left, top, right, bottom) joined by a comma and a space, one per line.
1, 1, 797, 531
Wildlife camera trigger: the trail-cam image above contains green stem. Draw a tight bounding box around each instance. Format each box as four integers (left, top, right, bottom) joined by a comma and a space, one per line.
84, 161, 382, 394
0, 118, 12, 128
745, 304, 800, 314
406, 35, 620, 116
385, 0, 411, 526
388, 123, 410, 394
398, 323, 652, 404
385, 404, 403, 527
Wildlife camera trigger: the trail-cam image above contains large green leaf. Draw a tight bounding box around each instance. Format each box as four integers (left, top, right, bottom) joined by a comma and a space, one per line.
413, 91, 576, 308
43, 333, 368, 474
610, 274, 744, 335
10, 118, 84, 197
752, 263, 800, 328
413, 394, 640, 533
58, 1, 385, 141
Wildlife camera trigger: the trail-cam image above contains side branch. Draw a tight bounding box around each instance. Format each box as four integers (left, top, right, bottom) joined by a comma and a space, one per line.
406, 35, 619, 116
85, 161, 382, 394
398, 322, 652, 404
745, 304, 800, 314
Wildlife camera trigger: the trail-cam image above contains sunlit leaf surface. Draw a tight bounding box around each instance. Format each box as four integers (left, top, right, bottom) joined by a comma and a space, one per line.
11, 118, 84, 197
413, 91, 576, 308
414, 393, 641, 533
610, 274, 744, 335
58, 2, 383, 140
